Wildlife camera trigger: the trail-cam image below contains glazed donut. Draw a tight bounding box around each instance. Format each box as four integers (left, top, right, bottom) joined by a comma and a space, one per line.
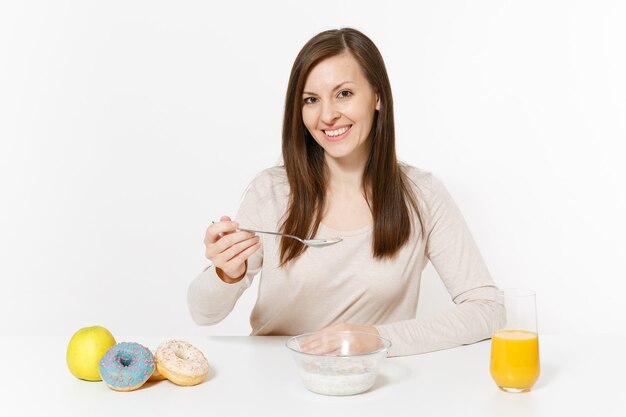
155, 340, 209, 386
99, 342, 155, 392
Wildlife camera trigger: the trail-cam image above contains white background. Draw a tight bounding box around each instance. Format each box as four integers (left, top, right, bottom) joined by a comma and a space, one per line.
1, 0, 624, 341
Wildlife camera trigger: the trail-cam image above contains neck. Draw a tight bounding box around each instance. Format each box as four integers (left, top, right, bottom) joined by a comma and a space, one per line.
324, 151, 368, 194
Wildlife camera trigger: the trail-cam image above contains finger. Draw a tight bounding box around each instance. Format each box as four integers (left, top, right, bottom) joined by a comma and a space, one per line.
297, 337, 321, 353
304, 340, 340, 355
205, 219, 239, 244
299, 333, 338, 354
218, 241, 261, 272
211, 235, 259, 265
217, 235, 260, 263
217, 216, 235, 238
210, 230, 256, 255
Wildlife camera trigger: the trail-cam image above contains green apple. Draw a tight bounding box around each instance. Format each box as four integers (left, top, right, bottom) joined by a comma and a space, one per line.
66, 325, 116, 381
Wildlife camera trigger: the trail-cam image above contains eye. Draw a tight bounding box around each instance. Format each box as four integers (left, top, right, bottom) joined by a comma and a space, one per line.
337, 90, 353, 99
303, 96, 318, 105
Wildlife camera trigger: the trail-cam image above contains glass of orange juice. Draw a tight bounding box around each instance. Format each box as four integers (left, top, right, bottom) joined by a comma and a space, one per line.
489, 289, 540, 393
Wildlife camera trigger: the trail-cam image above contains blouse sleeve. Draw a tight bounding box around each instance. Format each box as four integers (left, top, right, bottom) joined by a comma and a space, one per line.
186, 175, 265, 326
375, 174, 500, 356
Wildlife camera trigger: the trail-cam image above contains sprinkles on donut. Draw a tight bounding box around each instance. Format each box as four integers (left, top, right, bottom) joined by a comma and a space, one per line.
99, 342, 155, 392
156, 340, 209, 386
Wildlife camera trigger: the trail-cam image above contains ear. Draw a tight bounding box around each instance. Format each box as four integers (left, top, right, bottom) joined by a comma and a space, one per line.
375, 94, 381, 111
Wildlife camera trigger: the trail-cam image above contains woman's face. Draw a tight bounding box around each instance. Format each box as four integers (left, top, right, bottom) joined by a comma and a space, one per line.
301, 52, 380, 164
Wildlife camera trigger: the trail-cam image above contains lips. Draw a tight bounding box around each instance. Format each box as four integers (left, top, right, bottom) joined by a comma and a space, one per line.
321, 125, 352, 142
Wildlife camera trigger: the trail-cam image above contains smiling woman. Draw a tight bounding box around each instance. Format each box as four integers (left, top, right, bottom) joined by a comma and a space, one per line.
301, 56, 379, 158
188, 28, 502, 357
280, 28, 422, 266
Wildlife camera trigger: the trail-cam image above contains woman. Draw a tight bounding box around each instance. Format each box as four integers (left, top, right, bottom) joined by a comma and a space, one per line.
188, 28, 499, 357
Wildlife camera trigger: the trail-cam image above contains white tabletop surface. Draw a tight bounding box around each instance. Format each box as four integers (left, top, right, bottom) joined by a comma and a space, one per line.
4, 334, 624, 416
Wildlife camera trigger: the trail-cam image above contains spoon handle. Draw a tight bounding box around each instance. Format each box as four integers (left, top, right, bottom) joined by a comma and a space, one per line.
210, 221, 306, 244
237, 227, 305, 244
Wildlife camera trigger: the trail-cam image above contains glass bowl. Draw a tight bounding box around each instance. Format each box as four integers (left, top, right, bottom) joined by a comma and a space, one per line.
285, 331, 391, 396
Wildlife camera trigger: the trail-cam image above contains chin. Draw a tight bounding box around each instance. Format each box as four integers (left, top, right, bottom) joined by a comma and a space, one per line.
325, 151, 358, 161
323, 141, 369, 162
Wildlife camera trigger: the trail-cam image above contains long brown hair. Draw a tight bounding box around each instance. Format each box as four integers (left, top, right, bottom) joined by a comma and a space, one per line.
280, 28, 423, 265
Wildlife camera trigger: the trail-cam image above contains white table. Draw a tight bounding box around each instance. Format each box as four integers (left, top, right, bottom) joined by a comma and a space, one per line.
4, 334, 624, 416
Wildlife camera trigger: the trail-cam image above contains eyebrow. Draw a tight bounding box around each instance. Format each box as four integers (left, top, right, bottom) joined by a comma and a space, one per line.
302, 81, 354, 96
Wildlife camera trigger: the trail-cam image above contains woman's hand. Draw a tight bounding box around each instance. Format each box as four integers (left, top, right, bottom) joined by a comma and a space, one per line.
298, 323, 381, 355
204, 215, 261, 282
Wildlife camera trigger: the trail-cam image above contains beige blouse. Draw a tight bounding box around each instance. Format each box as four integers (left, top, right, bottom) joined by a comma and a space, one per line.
187, 165, 499, 356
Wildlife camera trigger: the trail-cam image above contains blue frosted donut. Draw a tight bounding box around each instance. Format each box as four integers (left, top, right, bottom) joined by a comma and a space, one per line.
99, 342, 155, 391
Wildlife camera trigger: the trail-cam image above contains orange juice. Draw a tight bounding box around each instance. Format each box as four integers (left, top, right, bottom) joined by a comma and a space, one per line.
490, 330, 540, 391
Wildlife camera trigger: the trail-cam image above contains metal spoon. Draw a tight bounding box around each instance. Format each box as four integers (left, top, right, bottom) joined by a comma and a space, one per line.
237, 227, 342, 248
211, 221, 342, 247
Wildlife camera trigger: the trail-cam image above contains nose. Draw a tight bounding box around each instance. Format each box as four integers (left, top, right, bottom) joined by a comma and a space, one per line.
320, 101, 341, 125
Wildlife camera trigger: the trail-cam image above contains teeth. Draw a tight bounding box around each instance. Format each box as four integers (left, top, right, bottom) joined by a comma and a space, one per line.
324, 126, 350, 137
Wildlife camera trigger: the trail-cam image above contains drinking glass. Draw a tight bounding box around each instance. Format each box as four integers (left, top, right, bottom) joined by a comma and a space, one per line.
489, 289, 540, 393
